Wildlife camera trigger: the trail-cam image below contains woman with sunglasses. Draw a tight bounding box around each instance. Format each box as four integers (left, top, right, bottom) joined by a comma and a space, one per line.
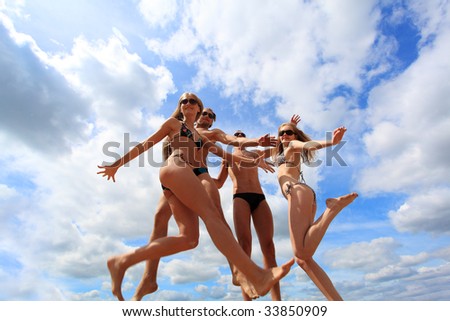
132, 106, 277, 301
97, 92, 294, 300
263, 116, 358, 300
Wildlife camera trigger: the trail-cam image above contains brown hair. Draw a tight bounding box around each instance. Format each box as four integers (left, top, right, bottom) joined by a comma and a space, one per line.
276, 122, 316, 163
170, 92, 204, 121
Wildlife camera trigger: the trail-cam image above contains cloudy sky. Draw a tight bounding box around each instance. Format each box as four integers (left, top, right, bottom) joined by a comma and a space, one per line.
1, 0, 450, 301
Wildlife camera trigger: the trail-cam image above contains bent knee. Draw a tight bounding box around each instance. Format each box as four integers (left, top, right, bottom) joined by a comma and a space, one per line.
183, 236, 199, 250
294, 252, 313, 268
154, 208, 172, 222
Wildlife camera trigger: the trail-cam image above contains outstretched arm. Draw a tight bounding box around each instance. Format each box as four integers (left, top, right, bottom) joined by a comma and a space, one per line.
97, 118, 174, 182
290, 126, 347, 151
204, 138, 257, 168
210, 128, 277, 147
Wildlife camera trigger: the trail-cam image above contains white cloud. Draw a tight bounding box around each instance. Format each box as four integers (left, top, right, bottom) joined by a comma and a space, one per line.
68, 290, 102, 301
194, 284, 227, 300
376, 262, 450, 300
160, 258, 221, 284
0, 17, 91, 154
365, 265, 415, 282
0, 11, 178, 300
399, 252, 430, 267
0, 0, 25, 17
357, 16, 450, 194
319, 243, 450, 300
144, 0, 383, 131
322, 237, 400, 271
149, 289, 193, 300
0, 184, 17, 200
408, 0, 450, 44
48, 33, 175, 133
138, 0, 178, 28
2, 0, 450, 301
389, 188, 450, 235
433, 246, 450, 261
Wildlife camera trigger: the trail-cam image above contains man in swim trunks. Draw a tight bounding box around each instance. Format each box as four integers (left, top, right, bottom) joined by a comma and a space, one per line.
216, 130, 281, 301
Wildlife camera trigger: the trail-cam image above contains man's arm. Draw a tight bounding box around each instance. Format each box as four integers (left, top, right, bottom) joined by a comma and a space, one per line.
213, 159, 229, 189
209, 128, 276, 147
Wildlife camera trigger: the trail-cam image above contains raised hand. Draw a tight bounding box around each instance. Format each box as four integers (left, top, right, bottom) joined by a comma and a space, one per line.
97, 165, 119, 183
257, 157, 275, 173
331, 127, 347, 145
290, 114, 301, 125
258, 134, 277, 147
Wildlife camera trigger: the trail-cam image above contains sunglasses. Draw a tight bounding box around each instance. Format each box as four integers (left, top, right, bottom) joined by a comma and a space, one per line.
234, 132, 246, 137
180, 98, 198, 105
202, 111, 215, 120
279, 129, 295, 136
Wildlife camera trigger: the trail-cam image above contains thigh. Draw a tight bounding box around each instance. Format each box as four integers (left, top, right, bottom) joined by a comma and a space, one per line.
287, 185, 316, 246
150, 193, 172, 239
160, 161, 219, 220
153, 193, 172, 225
199, 173, 222, 212
164, 190, 199, 239
233, 198, 252, 240
252, 200, 275, 242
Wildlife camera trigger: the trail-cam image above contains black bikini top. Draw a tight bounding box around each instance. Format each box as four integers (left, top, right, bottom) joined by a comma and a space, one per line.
179, 122, 204, 148
166, 122, 204, 155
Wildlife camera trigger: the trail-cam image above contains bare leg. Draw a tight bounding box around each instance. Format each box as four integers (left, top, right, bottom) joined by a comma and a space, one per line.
287, 184, 357, 300
288, 185, 357, 257
304, 193, 359, 255
295, 257, 342, 300
132, 194, 172, 301
253, 201, 281, 301
199, 174, 239, 286
107, 163, 294, 300
233, 198, 253, 301
133, 172, 236, 301
107, 192, 199, 301
159, 161, 294, 297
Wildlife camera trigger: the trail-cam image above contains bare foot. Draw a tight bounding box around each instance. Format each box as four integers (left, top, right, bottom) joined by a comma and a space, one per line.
253, 258, 295, 297
131, 279, 158, 301
235, 272, 259, 299
232, 266, 241, 286
107, 256, 125, 301
326, 192, 358, 215
232, 274, 240, 286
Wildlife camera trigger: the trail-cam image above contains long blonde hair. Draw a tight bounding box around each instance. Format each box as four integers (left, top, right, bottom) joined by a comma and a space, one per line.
170, 92, 204, 121
276, 122, 316, 163
164, 93, 204, 160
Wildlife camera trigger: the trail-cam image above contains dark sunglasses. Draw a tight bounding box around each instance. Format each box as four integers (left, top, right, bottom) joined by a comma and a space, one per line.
202, 111, 215, 120
279, 129, 295, 136
180, 98, 198, 105
234, 132, 246, 137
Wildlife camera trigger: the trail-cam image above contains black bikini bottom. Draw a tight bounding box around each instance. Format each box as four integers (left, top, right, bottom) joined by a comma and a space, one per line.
233, 192, 266, 212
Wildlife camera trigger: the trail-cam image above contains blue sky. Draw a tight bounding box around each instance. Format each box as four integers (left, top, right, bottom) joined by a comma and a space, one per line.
1, 0, 450, 301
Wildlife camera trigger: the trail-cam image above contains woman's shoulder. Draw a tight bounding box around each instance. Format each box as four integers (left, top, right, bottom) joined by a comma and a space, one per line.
162, 117, 182, 130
